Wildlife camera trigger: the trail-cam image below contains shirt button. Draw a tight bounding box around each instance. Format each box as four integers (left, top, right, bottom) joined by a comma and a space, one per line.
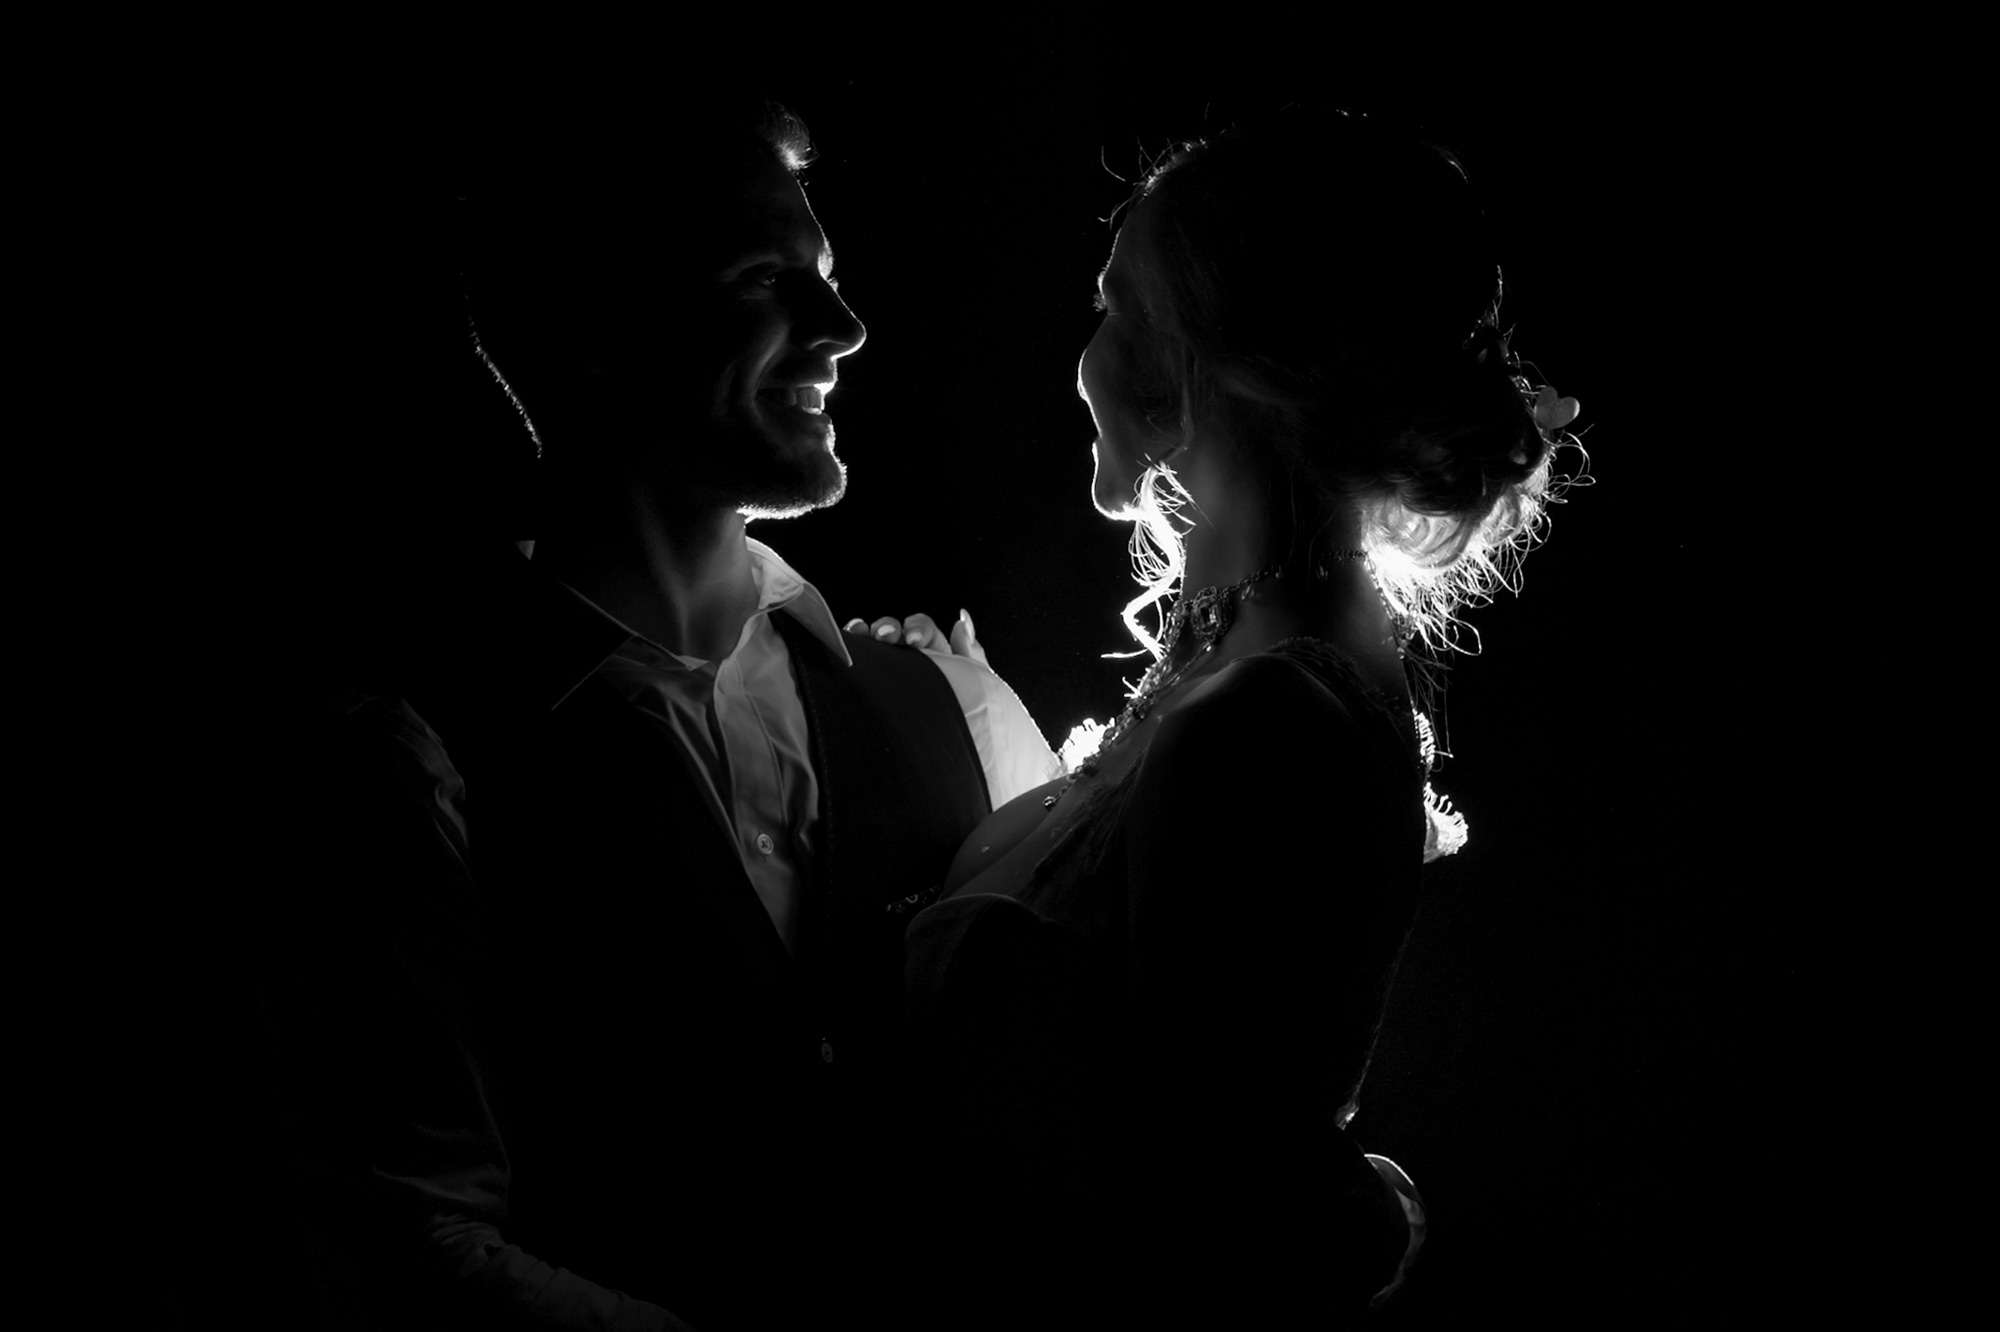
755, 833, 775, 856
821, 1040, 834, 1064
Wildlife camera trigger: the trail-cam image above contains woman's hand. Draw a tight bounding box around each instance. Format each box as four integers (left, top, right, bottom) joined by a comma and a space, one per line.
843, 608, 988, 667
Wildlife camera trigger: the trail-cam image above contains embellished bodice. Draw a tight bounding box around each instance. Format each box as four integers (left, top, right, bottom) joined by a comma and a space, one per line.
907, 636, 1433, 1151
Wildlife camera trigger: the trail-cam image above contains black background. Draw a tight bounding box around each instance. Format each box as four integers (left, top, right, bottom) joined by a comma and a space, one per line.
749, 47, 1737, 1320
120, 29, 1799, 1324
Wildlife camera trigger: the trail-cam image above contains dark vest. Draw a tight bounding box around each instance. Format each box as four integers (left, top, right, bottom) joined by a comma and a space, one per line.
416, 576, 989, 1324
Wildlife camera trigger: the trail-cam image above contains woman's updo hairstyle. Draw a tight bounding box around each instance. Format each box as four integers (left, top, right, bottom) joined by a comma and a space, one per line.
1120, 105, 1577, 651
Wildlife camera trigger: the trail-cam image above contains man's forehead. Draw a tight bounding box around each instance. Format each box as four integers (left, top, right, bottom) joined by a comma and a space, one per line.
715, 175, 833, 273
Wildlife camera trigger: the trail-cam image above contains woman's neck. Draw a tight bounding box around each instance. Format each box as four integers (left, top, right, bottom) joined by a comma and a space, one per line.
1174, 480, 1405, 698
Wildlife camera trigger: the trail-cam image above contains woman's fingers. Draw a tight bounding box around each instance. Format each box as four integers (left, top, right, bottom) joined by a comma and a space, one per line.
949, 608, 989, 666
844, 612, 977, 661
845, 615, 910, 642
901, 613, 945, 651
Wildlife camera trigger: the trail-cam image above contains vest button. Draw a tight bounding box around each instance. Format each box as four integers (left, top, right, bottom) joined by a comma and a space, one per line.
820, 1040, 834, 1064
755, 832, 775, 856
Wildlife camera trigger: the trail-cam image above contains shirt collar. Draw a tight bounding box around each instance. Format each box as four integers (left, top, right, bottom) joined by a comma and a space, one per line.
514, 536, 853, 711
745, 537, 852, 668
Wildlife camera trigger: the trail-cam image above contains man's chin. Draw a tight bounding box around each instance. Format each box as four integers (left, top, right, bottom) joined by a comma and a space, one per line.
736, 449, 847, 521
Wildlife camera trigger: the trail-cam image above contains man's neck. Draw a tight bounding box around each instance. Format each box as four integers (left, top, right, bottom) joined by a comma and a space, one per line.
537, 484, 762, 663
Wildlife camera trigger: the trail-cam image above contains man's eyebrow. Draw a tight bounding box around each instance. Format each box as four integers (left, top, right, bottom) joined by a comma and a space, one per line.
719, 249, 782, 278
719, 237, 835, 281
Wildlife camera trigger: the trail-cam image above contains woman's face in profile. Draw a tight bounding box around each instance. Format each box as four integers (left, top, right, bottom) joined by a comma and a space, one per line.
1080, 208, 1177, 519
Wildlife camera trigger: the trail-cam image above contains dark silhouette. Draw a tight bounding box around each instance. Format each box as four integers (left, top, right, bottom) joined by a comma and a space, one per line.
234, 94, 1017, 1330
903, 106, 1580, 1327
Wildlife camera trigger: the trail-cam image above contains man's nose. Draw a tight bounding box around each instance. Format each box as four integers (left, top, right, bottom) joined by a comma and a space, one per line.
811, 288, 866, 359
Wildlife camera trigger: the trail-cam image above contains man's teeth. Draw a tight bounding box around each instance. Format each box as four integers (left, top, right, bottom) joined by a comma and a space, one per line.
770, 386, 824, 413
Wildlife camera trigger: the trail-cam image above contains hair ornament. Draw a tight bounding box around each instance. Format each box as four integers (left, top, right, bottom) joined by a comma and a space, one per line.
1531, 385, 1581, 436
1511, 385, 1581, 465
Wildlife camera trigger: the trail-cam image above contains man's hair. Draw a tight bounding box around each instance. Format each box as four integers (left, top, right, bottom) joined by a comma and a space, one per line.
745, 100, 815, 173
450, 93, 816, 458
454, 91, 813, 307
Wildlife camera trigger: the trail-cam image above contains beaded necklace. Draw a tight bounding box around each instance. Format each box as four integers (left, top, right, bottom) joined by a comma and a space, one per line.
1047, 550, 1386, 807
1040, 549, 1464, 861
1073, 562, 1281, 777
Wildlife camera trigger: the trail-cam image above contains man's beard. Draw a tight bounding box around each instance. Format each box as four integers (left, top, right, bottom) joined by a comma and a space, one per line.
727, 420, 848, 521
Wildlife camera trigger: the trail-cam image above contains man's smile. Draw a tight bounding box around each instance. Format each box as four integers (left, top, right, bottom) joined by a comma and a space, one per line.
756, 380, 833, 425
758, 383, 826, 413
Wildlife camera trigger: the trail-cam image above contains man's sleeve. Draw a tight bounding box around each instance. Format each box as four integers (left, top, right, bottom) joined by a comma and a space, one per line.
921, 655, 1064, 808
280, 692, 697, 1331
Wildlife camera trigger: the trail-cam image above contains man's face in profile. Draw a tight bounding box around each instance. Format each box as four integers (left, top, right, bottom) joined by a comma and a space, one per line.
700, 150, 866, 517
604, 147, 865, 519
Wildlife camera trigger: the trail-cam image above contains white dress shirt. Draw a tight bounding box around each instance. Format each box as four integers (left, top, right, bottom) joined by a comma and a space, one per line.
581, 539, 1059, 952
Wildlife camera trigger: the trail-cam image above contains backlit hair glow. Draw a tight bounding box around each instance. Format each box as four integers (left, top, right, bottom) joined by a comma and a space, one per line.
1107, 108, 1587, 661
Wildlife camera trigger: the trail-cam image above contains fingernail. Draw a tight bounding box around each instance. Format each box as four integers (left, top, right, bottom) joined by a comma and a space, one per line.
845, 619, 866, 632
906, 630, 927, 647
960, 608, 976, 639
875, 623, 897, 640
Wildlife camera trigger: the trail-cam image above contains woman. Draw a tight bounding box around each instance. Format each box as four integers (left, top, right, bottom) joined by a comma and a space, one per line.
903, 106, 1579, 1326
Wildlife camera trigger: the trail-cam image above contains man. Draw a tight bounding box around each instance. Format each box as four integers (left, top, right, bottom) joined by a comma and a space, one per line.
285, 94, 1055, 1330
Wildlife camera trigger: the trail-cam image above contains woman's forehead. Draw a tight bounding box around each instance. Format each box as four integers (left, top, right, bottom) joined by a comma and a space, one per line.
1102, 203, 1157, 290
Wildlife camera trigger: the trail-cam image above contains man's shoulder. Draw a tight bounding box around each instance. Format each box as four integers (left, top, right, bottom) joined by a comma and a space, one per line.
781, 621, 986, 779
335, 688, 465, 791
779, 612, 947, 691
281, 688, 474, 880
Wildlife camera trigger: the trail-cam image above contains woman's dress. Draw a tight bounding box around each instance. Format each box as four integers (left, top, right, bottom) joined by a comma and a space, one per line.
904, 638, 1429, 1326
